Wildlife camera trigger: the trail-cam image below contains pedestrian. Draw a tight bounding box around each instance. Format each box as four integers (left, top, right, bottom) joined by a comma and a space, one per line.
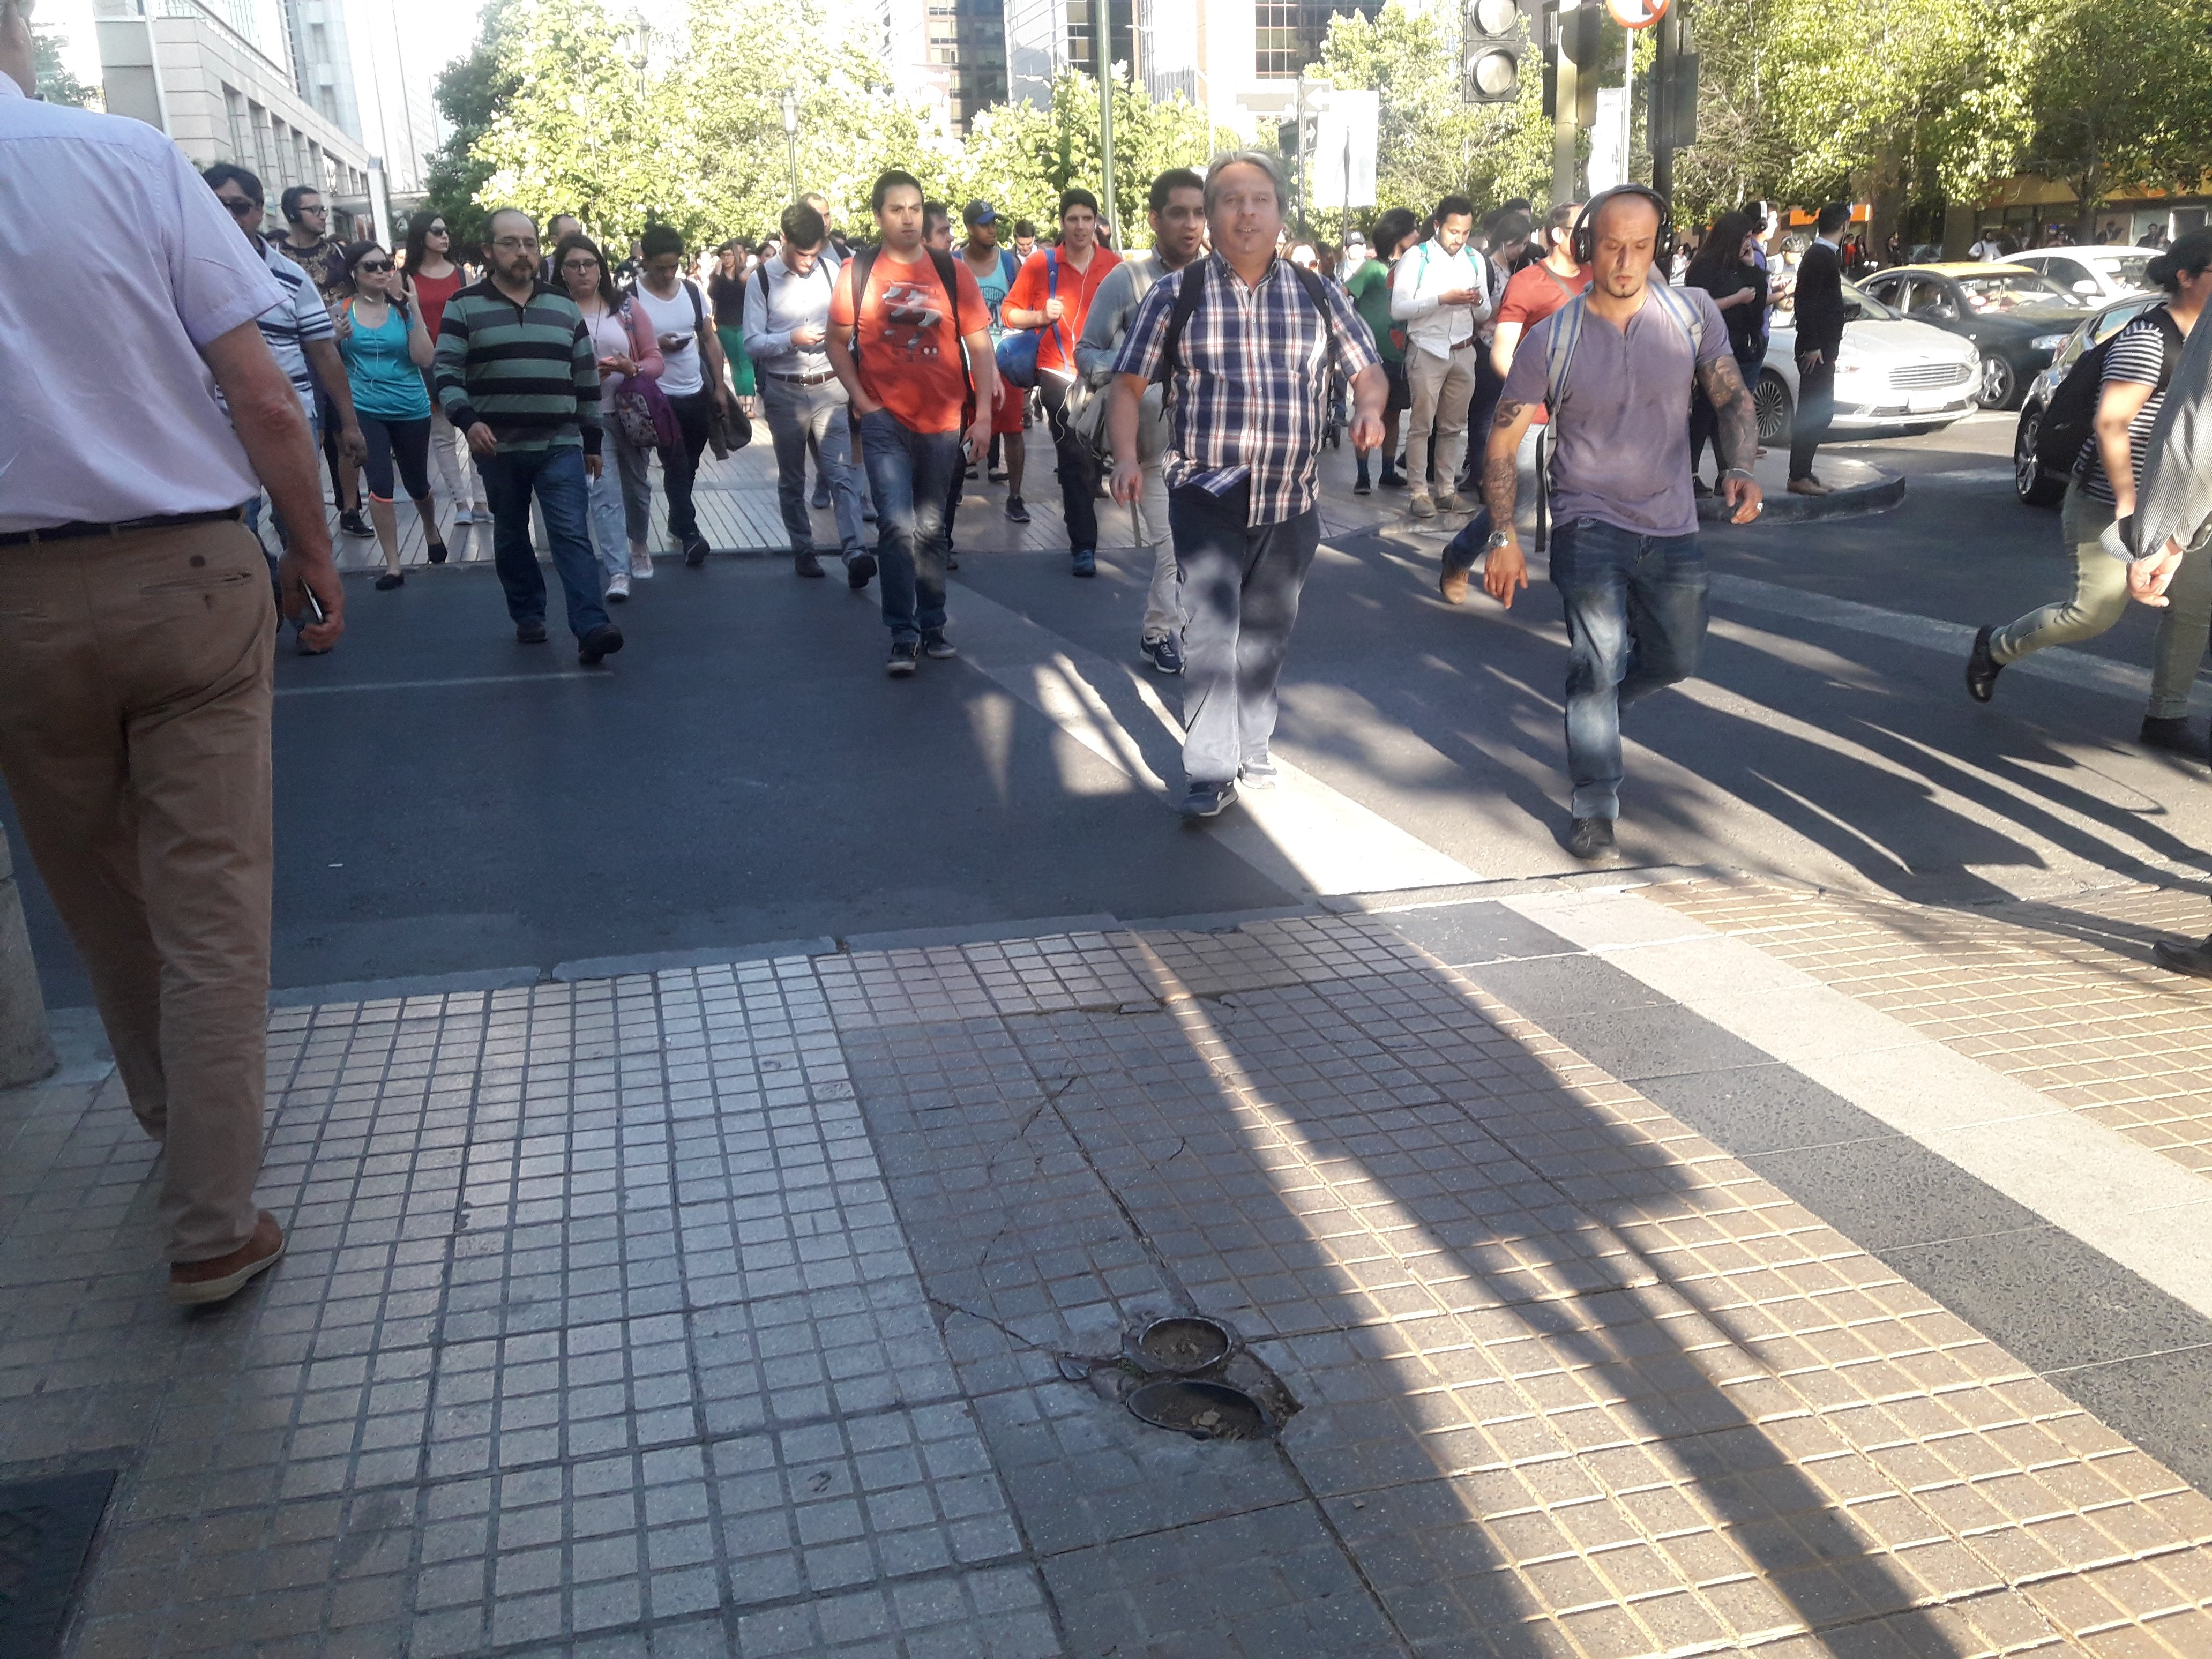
1970, 226, 2006, 262
402, 210, 485, 527
1463, 206, 1531, 494
1478, 186, 1761, 861
1389, 193, 1491, 520
1104, 150, 1386, 819
269, 182, 369, 536
825, 170, 995, 675
1968, 233, 2209, 753
333, 238, 447, 587
632, 223, 736, 567
540, 213, 581, 283
922, 199, 972, 572
556, 230, 663, 602
749, 200, 870, 585
1012, 220, 1037, 262
957, 200, 1026, 498
1683, 210, 1771, 493
1, 5, 343, 1305
1788, 202, 1850, 497
616, 236, 645, 285
1437, 200, 1590, 604
1003, 187, 1122, 573
1346, 208, 1418, 495
1077, 167, 1207, 676
710, 241, 757, 416
204, 166, 367, 620
434, 207, 623, 664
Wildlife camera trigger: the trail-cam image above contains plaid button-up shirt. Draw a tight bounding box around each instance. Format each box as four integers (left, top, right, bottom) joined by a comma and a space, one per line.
1111, 252, 1381, 527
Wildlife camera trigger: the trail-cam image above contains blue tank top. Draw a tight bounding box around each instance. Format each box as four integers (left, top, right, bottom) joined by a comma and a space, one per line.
338, 299, 432, 421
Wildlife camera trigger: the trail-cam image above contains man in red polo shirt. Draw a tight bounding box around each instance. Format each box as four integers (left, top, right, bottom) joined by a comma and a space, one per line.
1003, 187, 1120, 577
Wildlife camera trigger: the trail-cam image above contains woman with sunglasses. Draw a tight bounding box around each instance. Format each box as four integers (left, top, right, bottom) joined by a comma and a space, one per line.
556, 232, 665, 599
335, 240, 447, 587
402, 213, 486, 525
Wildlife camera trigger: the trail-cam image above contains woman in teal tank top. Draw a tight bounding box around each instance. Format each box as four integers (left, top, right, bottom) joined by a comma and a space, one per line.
336, 240, 447, 587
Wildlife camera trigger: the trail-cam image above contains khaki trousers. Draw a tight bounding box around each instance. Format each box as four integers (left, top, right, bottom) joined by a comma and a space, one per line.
0, 521, 276, 1263
1404, 345, 1478, 494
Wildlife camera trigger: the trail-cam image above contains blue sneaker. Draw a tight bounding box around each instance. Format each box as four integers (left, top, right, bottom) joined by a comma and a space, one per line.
1071, 548, 1096, 578
1141, 634, 1183, 675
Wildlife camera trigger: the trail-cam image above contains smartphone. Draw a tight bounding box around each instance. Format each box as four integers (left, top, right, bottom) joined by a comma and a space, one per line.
300, 581, 327, 627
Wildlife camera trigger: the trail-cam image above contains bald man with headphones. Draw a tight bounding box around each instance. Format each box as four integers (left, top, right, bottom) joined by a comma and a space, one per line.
1477, 186, 1762, 863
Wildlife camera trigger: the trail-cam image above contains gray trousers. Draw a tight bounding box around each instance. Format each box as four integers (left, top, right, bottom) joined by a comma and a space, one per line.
1170, 480, 1319, 785
761, 372, 863, 557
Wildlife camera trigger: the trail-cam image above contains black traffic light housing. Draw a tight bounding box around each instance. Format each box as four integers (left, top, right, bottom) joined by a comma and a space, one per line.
1463, 0, 1526, 103
1537, 0, 1601, 126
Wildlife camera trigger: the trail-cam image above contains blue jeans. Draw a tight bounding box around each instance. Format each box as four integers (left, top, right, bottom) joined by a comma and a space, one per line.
762, 373, 863, 557
480, 446, 610, 640
860, 409, 960, 640
1550, 517, 1708, 821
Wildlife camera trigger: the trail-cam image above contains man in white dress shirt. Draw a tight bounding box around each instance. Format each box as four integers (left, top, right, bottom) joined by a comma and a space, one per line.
1389, 193, 1492, 519
0, 0, 340, 1306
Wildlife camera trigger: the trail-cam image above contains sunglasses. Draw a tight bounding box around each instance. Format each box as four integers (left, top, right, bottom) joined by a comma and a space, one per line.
220, 195, 259, 218
356, 259, 393, 274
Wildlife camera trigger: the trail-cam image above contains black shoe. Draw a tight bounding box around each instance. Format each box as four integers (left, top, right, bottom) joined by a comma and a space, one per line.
339, 508, 373, 539
811, 481, 832, 509
1178, 779, 1237, 820
887, 639, 918, 677
515, 617, 549, 644
425, 541, 449, 565
987, 466, 1007, 483
847, 551, 877, 591
1378, 469, 1406, 490
1354, 472, 1371, 496
1071, 549, 1096, 578
795, 551, 826, 579
2151, 935, 2212, 978
374, 570, 403, 591
2139, 715, 2212, 761
922, 630, 958, 660
578, 623, 625, 667
965, 464, 978, 481
946, 552, 960, 571
1691, 477, 1715, 498
1141, 634, 1184, 675
682, 534, 711, 567
1565, 817, 1618, 861
1005, 495, 1031, 525
1966, 625, 2002, 704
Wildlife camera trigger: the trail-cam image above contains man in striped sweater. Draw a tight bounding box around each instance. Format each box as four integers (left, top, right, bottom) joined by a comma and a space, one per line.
434, 207, 623, 665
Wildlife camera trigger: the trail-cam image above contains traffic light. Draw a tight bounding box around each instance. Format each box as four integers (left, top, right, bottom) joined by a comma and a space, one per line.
1463, 0, 1525, 102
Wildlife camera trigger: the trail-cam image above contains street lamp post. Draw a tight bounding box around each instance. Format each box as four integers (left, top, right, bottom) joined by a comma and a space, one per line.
781, 89, 798, 205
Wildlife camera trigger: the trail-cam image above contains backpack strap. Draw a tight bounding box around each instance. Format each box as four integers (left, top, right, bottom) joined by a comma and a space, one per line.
684, 277, 706, 333
1543, 292, 1589, 416
846, 245, 878, 365
1157, 258, 1210, 384
1646, 281, 1705, 356
928, 246, 975, 415
1289, 264, 1340, 366
2150, 304, 2184, 394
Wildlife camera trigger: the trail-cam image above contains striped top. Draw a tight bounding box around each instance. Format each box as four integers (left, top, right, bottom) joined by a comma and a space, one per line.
433, 277, 601, 455
249, 234, 333, 420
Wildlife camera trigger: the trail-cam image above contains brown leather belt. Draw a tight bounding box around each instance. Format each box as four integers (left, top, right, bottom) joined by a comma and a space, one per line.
0, 505, 248, 548
767, 368, 841, 387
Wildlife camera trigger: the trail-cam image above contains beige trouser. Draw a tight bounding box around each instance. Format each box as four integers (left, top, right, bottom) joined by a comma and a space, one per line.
0, 520, 276, 1263
1404, 344, 1478, 494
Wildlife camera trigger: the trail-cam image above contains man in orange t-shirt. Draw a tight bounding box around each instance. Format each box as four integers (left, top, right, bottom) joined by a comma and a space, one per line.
827, 169, 996, 675
1002, 187, 1121, 575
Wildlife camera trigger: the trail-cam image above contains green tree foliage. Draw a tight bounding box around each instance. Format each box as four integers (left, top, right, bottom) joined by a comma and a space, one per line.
1318, 1, 1550, 225
33, 24, 98, 108
418, 1, 522, 252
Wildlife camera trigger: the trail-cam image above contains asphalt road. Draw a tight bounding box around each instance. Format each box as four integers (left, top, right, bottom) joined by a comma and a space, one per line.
8, 411, 2208, 1006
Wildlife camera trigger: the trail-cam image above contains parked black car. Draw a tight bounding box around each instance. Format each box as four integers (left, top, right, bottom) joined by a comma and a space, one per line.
2012, 292, 2163, 506
1856, 264, 2095, 409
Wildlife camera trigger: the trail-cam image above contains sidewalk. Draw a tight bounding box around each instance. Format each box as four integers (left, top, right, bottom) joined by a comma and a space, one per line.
5, 881, 2210, 1658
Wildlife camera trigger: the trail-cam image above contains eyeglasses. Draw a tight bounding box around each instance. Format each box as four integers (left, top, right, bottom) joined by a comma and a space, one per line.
356, 259, 393, 274
220, 195, 258, 218
296, 203, 326, 216
559, 258, 600, 273
492, 236, 541, 252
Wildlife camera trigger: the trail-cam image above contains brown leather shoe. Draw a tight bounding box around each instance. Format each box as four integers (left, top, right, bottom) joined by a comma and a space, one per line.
1439, 565, 1470, 605
169, 1211, 285, 1306
1787, 476, 1833, 497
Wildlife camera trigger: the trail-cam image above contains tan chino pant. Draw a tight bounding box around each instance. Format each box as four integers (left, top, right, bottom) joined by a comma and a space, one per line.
1404, 345, 1478, 494
0, 521, 276, 1263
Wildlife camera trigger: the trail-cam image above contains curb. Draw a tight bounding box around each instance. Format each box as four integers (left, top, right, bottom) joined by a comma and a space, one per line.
1698, 468, 1905, 524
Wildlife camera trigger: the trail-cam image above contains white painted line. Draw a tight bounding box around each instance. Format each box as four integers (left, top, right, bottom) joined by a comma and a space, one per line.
952, 584, 1479, 896
1501, 887, 2212, 1324
1710, 572, 2212, 715
1915, 465, 2016, 484
277, 672, 607, 697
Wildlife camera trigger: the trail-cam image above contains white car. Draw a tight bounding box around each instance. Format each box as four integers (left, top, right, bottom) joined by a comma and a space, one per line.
2006, 246, 2158, 305
1755, 279, 1982, 443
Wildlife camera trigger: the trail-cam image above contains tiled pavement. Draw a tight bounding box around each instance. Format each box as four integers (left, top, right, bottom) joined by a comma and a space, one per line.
7, 900, 2212, 1658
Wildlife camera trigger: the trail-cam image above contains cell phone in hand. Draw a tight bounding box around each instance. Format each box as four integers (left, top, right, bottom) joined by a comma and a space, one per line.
299, 581, 327, 627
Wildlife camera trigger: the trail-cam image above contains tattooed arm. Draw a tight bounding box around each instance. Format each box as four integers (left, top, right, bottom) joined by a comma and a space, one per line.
1695, 353, 1766, 526
1481, 394, 1538, 608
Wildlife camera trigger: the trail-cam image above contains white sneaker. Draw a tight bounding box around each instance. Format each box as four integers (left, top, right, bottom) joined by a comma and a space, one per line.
453, 506, 475, 526
630, 549, 655, 579
606, 570, 632, 602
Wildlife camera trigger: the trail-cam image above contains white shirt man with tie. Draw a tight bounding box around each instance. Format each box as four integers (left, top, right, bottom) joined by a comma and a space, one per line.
1389, 193, 1493, 519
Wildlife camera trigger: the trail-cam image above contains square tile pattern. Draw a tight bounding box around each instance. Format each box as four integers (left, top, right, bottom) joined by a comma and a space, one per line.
2, 915, 2207, 1657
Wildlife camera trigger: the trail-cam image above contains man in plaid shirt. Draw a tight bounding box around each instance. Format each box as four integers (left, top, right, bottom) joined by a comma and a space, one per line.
1105, 151, 1387, 819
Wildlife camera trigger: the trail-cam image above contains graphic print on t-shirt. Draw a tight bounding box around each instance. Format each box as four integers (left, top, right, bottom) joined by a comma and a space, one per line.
878, 276, 952, 361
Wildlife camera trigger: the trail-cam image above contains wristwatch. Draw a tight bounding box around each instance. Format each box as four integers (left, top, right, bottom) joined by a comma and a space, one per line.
1485, 529, 1514, 550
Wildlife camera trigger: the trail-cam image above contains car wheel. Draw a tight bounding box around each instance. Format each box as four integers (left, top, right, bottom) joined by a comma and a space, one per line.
1754, 369, 1794, 445
2013, 406, 2065, 507
1975, 354, 2016, 410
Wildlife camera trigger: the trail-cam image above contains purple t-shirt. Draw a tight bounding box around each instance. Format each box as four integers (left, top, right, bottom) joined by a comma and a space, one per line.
1503, 283, 1728, 539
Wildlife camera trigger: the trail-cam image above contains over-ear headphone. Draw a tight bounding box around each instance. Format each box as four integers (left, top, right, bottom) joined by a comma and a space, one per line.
1570, 184, 1675, 267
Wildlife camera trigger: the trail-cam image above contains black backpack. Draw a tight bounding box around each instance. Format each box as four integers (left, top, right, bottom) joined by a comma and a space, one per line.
846, 244, 975, 418
1156, 257, 1336, 385
2034, 305, 2183, 478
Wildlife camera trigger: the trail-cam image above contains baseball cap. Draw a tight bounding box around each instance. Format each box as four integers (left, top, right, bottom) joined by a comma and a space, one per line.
962, 200, 998, 226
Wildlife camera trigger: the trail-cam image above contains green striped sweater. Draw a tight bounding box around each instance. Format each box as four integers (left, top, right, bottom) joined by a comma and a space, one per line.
433, 278, 602, 454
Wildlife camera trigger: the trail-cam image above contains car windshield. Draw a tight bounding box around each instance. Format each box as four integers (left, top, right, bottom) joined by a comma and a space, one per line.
1840, 279, 1899, 322
1955, 270, 2086, 312
2097, 255, 2155, 292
